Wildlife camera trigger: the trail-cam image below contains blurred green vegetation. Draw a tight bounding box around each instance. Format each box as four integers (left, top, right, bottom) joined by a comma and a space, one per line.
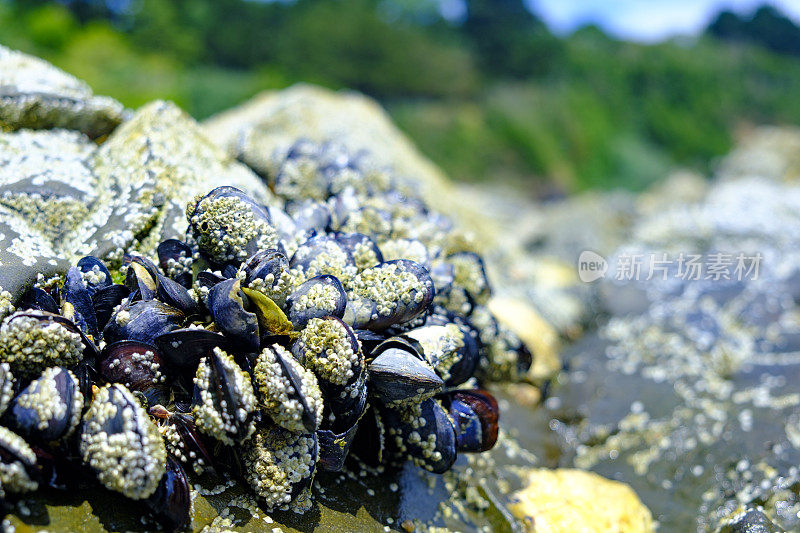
2, 0, 800, 193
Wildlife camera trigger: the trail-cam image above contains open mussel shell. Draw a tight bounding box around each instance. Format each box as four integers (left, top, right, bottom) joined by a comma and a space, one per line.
154, 327, 230, 372
285, 275, 346, 329
293, 316, 366, 430
187, 186, 277, 264
382, 397, 457, 474
253, 344, 323, 434
98, 341, 169, 407
104, 299, 185, 346
4, 366, 83, 443
62, 266, 99, 338
209, 278, 260, 351
76, 256, 112, 297
150, 406, 216, 476
440, 389, 499, 453
332, 232, 383, 272
0, 310, 91, 378
403, 323, 479, 387
242, 426, 318, 511
289, 234, 356, 281
19, 287, 59, 314
367, 338, 443, 406
144, 454, 191, 532
157, 239, 194, 289
343, 259, 435, 331
191, 347, 257, 445
80, 383, 167, 500
0, 426, 39, 494
125, 254, 161, 301
91, 284, 130, 331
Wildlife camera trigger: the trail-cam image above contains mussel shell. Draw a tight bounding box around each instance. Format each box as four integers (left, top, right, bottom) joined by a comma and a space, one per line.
338, 206, 393, 241
0, 363, 14, 418
154, 328, 230, 372
208, 278, 260, 351
332, 232, 383, 271
104, 299, 185, 346
150, 406, 216, 476
367, 340, 443, 406
91, 284, 130, 332
125, 254, 160, 301
285, 275, 346, 329
253, 345, 323, 434
156, 275, 197, 316
157, 239, 193, 289
191, 347, 257, 445
289, 200, 332, 234
402, 324, 479, 387
343, 260, 435, 331
5, 367, 83, 443
62, 266, 99, 338
349, 406, 385, 468
440, 389, 499, 453
241, 249, 288, 286
0, 426, 39, 494
19, 287, 59, 314
76, 256, 112, 296
144, 454, 191, 531
80, 383, 167, 500
289, 234, 356, 281
241, 426, 318, 511
316, 421, 361, 471
382, 397, 457, 474
98, 341, 168, 407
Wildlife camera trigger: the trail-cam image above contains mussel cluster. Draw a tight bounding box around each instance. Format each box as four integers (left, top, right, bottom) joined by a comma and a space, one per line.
0, 141, 531, 529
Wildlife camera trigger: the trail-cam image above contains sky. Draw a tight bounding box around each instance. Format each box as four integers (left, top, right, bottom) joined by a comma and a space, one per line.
527, 0, 800, 43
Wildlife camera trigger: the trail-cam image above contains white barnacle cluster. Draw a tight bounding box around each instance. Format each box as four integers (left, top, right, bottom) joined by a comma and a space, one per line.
80, 384, 166, 500
188, 194, 277, 263
298, 318, 360, 386
340, 208, 392, 239
0, 313, 84, 376
379, 238, 428, 266
254, 345, 323, 434
0, 426, 37, 494
295, 240, 356, 282
15, 367, 83, 437
165, 254, 192, 279
350, 239, 381, 272
192, 347, 256, 445
80, 264, 107, 287
292, 282, 340, 314
348, 262, 426, 317
242, 268, 295, 307
392, 402, 446, 471
242, 427, 317, 511
0, 363, 14, 416
0, 289, 15, 322
274, 157, 328, 202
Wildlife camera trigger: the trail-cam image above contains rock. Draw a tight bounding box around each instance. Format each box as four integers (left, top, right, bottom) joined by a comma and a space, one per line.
508, 468, 654, 533
0, 45, 126, 138
488, 296, 561, 382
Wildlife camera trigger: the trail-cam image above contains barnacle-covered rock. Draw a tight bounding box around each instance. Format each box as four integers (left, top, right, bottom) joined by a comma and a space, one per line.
0, 45, 125, 137
242, 426, 318, 512
80, 383, 166, 500
0, 311, 85, 377
253, 344, 324, 434
5, 366, 83, 443
192, 347, 257, 445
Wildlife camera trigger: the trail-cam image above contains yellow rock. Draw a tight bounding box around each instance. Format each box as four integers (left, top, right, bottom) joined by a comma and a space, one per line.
488, 296, 560, 381
509, 469, 655, 533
